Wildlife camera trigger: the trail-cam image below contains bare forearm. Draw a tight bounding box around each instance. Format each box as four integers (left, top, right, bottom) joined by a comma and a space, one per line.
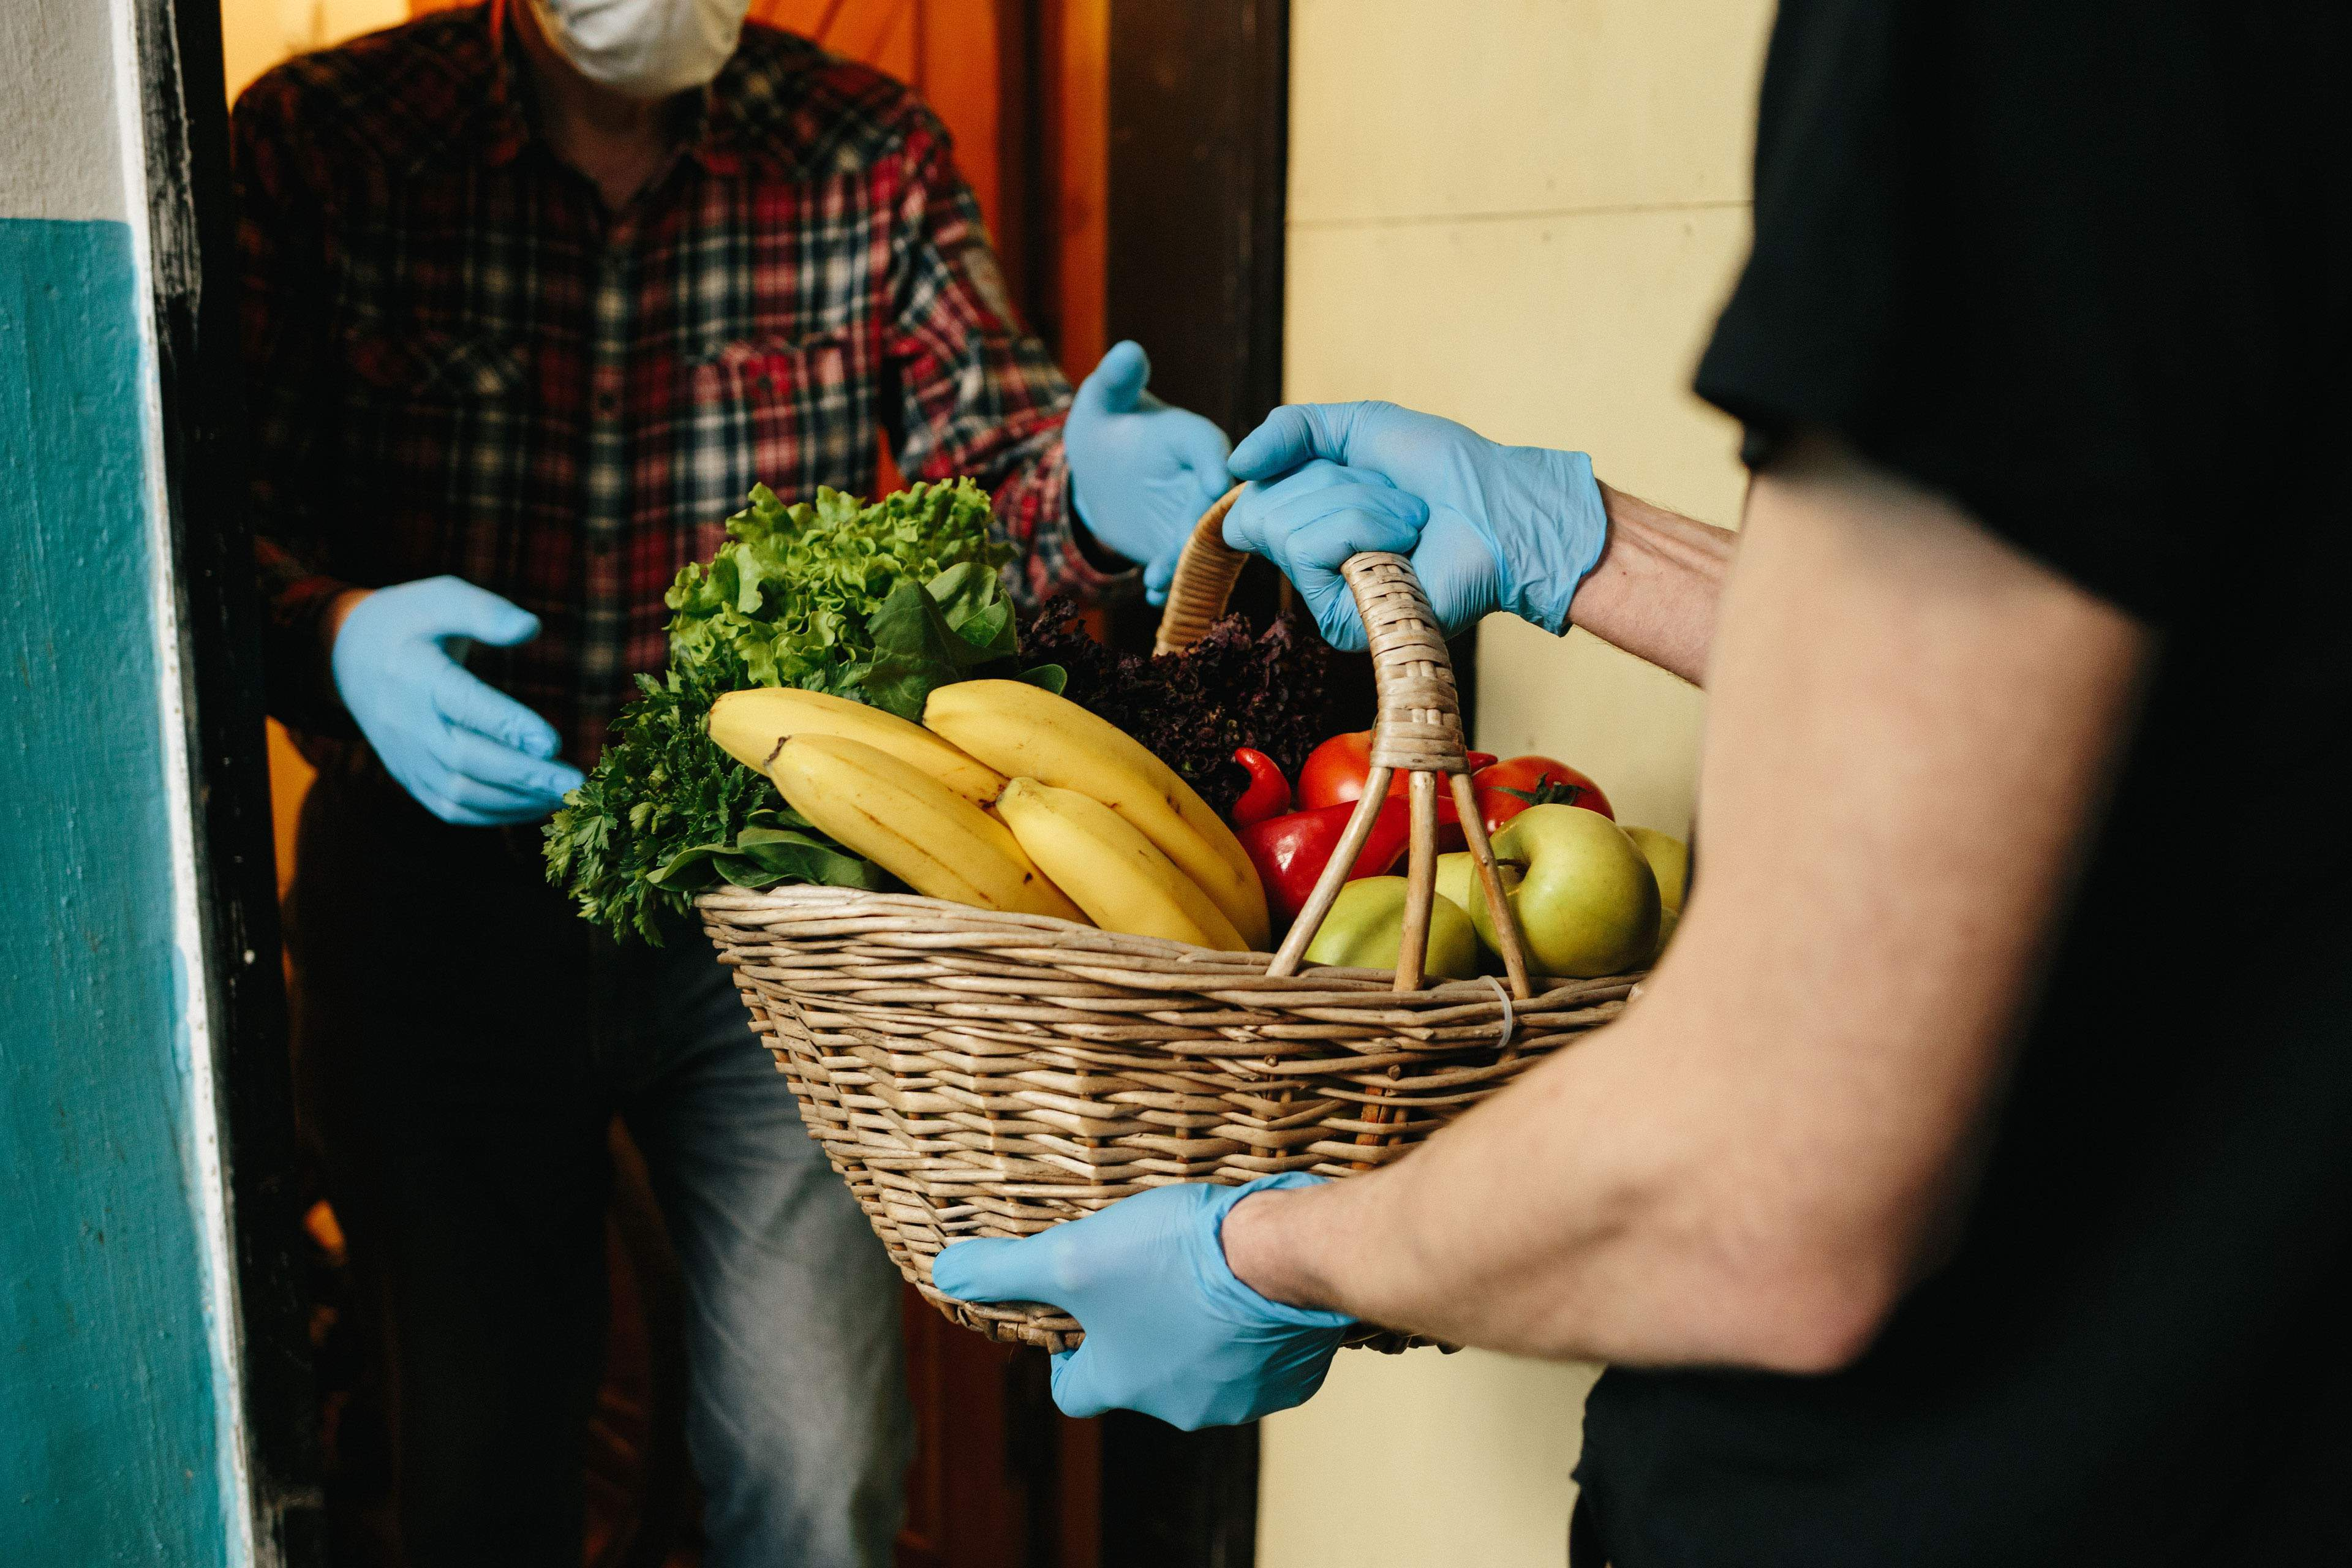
1221, 1004, 1784, 1363
1564, 483, 1737, 685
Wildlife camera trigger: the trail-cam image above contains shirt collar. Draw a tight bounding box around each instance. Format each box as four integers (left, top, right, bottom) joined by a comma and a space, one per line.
687, 40, 797, 176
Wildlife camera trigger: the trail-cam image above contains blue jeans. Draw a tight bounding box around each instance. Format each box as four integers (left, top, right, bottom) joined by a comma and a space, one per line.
287, 766, 910, 1568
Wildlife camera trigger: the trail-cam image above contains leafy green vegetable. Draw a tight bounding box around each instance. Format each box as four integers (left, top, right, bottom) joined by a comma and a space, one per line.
858, 563, 1023, 718
549, 482, 1017, 943
666, 480, 1011, 695
925, 560, 1018, 657
544, 671, 769, 943
651, 818, 896, 895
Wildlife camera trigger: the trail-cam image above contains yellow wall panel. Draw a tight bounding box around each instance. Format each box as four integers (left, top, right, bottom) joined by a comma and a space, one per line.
1288, 0, 1771, 225
1259, 1352, 1601, 1568
1284, 209, 1753, 513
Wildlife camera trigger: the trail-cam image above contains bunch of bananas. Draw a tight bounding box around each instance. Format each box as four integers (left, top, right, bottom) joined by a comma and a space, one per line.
709, 682, 1272, 951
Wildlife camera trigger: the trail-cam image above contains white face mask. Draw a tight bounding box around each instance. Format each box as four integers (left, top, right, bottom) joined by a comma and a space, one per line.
524, 0, 752, 100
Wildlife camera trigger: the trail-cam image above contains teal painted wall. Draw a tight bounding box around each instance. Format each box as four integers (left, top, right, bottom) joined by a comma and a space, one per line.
1, 216, 232, 1566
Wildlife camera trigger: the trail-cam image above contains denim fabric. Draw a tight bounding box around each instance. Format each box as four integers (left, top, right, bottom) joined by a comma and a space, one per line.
286, 762, 910, 1568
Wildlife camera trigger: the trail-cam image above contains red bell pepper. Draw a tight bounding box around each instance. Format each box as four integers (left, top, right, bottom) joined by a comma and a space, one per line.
1238, 797, 1414, 928
1229, 747, 1293, 829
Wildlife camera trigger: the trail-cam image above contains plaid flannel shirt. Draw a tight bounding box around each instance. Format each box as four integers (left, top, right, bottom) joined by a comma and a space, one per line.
235, 6, 1129, 763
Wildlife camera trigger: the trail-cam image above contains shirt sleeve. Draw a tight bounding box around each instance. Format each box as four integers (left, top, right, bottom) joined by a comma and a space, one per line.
233, 73, 360, 734
881, 114, 1139, 611
1693, 0, 2326, 626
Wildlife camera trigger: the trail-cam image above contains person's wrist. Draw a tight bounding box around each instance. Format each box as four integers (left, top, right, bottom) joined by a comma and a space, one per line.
1218, 1185, 1340, 1315
1517, 447, 1607, 633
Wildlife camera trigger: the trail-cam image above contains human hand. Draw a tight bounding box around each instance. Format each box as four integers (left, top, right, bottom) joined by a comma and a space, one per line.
930, 1175, 1351, 1430
1219, 459, 1430, 651
1063, 341, 1234, 605
330, 576, 584, 826
1227, 401, 1608, 636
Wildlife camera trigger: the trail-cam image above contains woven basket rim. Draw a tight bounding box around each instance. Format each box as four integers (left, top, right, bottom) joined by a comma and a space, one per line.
698, 883, 1635, 1007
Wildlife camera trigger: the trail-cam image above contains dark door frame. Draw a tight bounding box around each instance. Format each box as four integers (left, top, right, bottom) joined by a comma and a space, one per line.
126, 0, 325, 1562
1104, 0, 1289, 443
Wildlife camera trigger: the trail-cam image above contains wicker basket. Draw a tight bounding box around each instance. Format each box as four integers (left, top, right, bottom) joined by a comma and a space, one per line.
699, 490, 1642, 1351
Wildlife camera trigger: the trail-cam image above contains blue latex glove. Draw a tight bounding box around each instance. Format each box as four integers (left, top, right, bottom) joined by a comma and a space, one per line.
1227, 401, 1610, 638
1063, 341, 1235, 605
331, 575, 585, 826
931, 1175, 1352, 1430
1219, 459, 1430, 651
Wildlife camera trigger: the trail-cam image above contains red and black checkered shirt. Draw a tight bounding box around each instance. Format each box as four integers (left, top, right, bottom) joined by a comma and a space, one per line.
235, 6, 1126, 763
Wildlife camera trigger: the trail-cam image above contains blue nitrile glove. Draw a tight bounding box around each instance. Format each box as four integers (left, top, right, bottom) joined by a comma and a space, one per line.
1227, 401, 1610, 638
1219, 459, 1430, 652
931, 1174, 1352, 1430
331, 575, 584, 826
1063, 341, 1235, 606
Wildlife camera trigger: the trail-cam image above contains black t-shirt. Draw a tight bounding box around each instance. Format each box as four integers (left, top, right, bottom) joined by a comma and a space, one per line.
1577, 3, 2352, 1564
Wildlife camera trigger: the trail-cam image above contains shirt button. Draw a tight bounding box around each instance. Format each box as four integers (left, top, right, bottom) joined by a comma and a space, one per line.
595, 391, 620, 415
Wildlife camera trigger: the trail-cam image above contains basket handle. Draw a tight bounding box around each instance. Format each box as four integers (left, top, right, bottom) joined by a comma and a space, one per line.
1148, 486, 1534, 1000
1151, 486, 1254, 657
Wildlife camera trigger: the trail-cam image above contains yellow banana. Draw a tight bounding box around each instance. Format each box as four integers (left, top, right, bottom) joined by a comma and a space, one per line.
766, 735, 1085, 924
710, 687, 1006, 807
922, 680, 1271, 948
996, 780, 1248, 951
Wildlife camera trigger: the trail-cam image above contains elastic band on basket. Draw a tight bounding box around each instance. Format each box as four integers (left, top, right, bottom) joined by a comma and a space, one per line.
1482, 974, 1515, 1052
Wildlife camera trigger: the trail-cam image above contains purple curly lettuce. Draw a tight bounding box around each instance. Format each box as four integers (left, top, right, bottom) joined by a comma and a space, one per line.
1019, 599, 1336, 816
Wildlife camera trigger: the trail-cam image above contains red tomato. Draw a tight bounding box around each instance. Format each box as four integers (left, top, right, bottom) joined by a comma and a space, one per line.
1299, 732, 1501, 812
1295, 731, 1374, 810
1471, 755, 1613, 835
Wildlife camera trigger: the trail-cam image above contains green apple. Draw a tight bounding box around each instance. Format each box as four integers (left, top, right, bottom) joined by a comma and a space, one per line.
1650, 902, 1681, 962
1483, 805, 1659, 978
1623, 826, 1690, 916
1302, 876, 1481, 979
1437, 850, 1521, 969
1434, 850, 1477, 921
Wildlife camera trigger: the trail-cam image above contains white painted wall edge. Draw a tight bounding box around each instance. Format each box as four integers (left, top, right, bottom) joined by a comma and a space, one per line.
107, 1, 260, 1561
0, 0, 129, 221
